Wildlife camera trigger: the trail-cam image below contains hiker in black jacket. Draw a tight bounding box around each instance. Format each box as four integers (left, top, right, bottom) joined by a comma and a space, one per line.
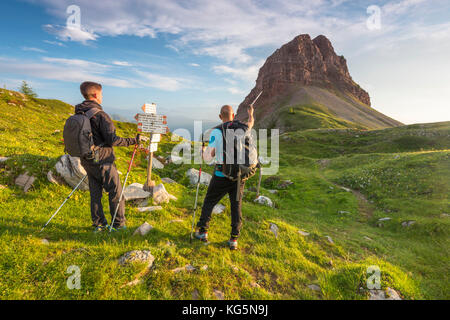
76, 81, 139, 232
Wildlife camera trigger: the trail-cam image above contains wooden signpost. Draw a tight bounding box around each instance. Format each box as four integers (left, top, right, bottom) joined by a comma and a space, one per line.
135, 103, 169, 192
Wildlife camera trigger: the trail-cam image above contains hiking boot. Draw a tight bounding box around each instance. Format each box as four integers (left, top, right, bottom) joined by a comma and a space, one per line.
93, 224, 109, 233
110, 225, 127, 232
194, 230, 208, 242
228, 238, 238, 250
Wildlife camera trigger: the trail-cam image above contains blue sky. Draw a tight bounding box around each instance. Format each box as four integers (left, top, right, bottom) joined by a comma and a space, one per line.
1, 0, 449, 129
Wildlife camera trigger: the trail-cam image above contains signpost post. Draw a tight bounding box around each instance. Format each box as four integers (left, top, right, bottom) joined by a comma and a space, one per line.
136, 103, 168, 193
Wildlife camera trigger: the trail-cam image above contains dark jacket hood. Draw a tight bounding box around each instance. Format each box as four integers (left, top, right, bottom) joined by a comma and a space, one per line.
75, 100, 103, 114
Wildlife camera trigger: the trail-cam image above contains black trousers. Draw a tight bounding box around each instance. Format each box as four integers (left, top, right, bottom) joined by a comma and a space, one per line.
81, 161, 125, 227
197, 175, 245, 238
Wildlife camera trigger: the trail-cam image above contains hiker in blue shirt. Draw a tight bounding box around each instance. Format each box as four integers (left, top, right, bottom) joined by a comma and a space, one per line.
194, 104, 254, 250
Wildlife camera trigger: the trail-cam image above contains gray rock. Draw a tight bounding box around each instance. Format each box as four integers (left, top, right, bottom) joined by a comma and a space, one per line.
441, 213, 449, 218
151, 157, 164, 169
378, 217, 391, 222
118, 250, 155, 267
15, 173, 36, 193
254, 195, 273, 207
152, 183, 171, 204
138, 206, 163, 212
161, 177, 177, 184
186, 168, 212, 186
192, 289, 200, 300
212, 204, 226, 214
41, 238, 49, 245
364, 236, 373, 241
325, 236, 334, 244
124, 183, 151, 201
338, 210, 350, 214
133, 222, 153, 236
213, 289, 224, 300
401, 220, 416, 227
298, 230, 310, 236
258, 156, 271, 165
269, 223, 279, 238
47, 171, 59, 185
308, 284, 321, 292
267, 189, 278, 194
172, 264, 196, 273
55, 155, 89, 191
369, 288, 402, 300
166, 154, 183, 164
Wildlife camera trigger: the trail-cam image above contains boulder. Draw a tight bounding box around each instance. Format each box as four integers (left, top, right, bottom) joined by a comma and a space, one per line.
166, 154, 183, 164
269, 223, 279, 238
369, 288, 402, 300
133, 222, 153, 236
161, 177, 177, 184
137, 206, 163, 212
172, 264, 196, 273
213, 289, 225, 300
55, 155, 89, 191
118, 250, 155, 267
401, 220, 416, 227
47, 171, 59, 185
152, 183, 171, 204
150, 157, 164, 169
123, 183, 151, 201
186, 168, 212, 186
308, 284, 321, 292
15, 173, 35, 193
212, 204, 226, 214
254, 195, 273, 207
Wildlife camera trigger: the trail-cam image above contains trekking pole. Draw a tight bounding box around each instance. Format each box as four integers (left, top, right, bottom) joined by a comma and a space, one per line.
190, 134, 205, 242
109, 143, 139, 232
40, 174, 88, 232
255, 163, 263, 199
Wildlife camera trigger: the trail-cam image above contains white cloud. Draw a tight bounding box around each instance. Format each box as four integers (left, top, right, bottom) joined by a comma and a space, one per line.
22, 47, 47, 53
0, 56, 190, 91
44, 24, 98, 44
227, 87, 246, 95
212, 61, 264, 81
113, 61, 132, 67
189, 63, 200, 67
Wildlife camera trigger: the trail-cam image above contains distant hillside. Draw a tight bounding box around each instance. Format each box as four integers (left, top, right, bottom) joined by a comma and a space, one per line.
236, 34, 403, 131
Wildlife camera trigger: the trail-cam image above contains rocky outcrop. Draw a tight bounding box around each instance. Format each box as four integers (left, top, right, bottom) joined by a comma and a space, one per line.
55, 155, 89, 191
235, 34, 401, 130
236, 34, 370, 122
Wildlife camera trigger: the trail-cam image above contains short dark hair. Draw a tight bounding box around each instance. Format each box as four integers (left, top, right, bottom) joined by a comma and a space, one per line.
80, 81, 102, 99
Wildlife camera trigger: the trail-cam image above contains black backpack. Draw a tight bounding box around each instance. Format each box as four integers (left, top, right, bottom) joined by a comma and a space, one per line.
63, 108, 101, 161
215, 121, 259, 186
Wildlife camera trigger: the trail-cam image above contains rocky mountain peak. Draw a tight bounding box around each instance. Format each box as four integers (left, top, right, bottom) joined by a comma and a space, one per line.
236, 34, 371, 123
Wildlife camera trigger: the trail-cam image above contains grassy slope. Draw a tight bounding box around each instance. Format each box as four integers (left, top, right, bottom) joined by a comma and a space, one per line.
0, 89, 448, 299
255, 85, 402, 131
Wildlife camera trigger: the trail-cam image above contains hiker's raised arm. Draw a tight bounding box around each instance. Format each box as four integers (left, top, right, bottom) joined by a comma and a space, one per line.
98, 112, 137, 147
246, 105, 254, 129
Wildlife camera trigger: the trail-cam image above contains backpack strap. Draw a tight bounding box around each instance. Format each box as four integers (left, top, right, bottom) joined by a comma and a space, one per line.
84, 108, 101, 119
